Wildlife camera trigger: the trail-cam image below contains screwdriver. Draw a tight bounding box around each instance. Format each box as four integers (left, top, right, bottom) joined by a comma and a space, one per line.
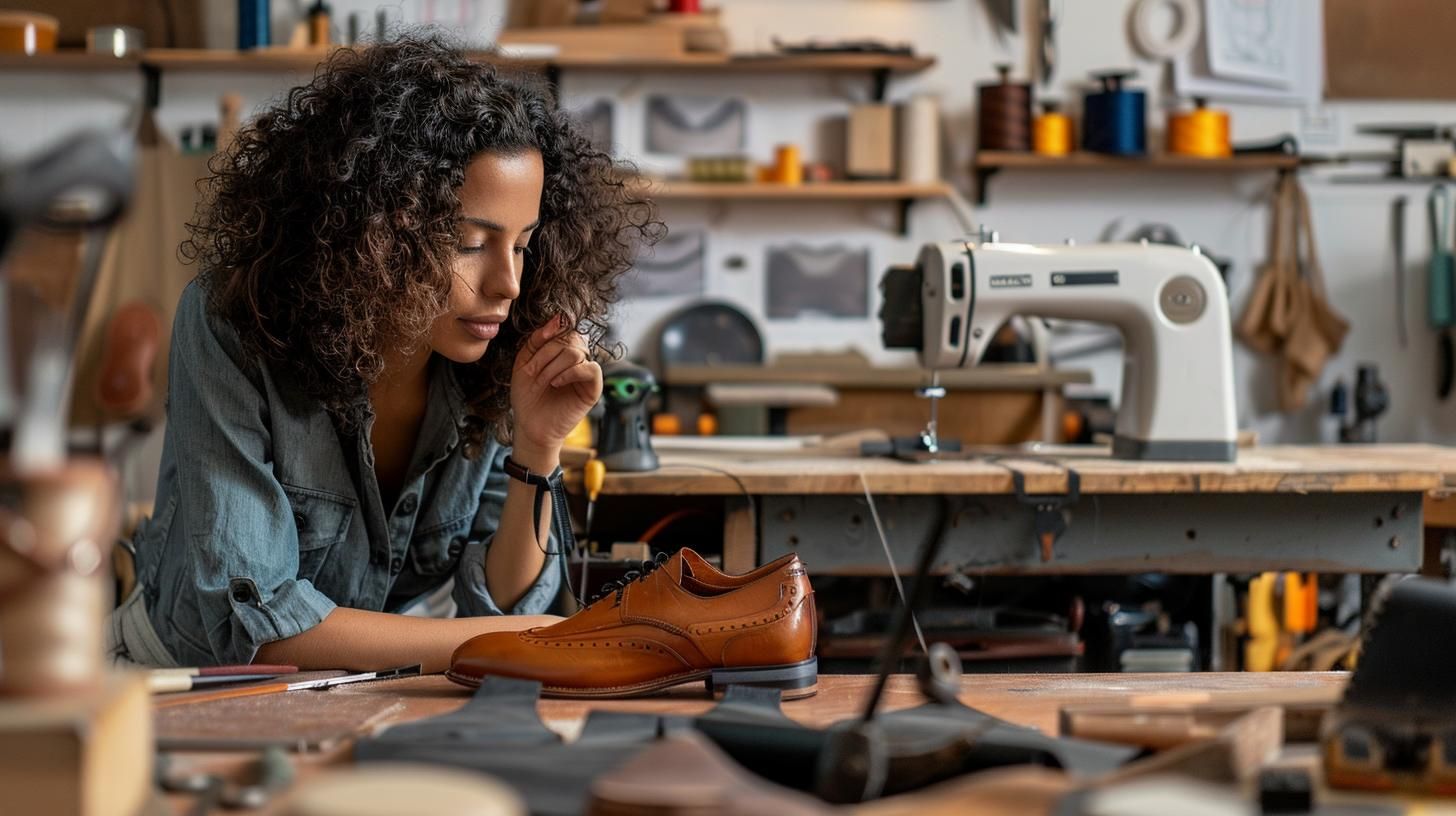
580, 458, 606, 604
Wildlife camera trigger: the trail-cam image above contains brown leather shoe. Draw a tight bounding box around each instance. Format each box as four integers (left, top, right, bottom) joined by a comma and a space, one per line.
447, 548, 818, 699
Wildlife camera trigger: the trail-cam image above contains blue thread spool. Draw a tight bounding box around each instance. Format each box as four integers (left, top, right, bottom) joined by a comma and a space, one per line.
239, 0, 270, 50
1082, 71, 1145, 156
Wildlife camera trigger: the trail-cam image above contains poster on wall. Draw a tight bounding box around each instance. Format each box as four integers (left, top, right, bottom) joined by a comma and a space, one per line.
1172, 0, 1322, 106
764, 244, 869, 319
620, 229, 706, 299
644, 96, 747, 156
1204, 0, 1299, 88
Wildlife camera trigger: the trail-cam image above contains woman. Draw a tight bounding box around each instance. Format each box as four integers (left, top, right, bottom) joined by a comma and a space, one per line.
110, 35, 658, 672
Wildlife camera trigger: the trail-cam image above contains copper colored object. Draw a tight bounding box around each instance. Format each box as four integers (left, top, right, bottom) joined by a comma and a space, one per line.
0, 11, 58, 55
95, 302, 161, 418
0, 459, 118, 697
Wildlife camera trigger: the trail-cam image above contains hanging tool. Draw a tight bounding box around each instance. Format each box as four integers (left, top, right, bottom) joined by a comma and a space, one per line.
982, 0, 1018, 37
578, 457, 606, 605
1038, 0, 1055, 87
1428, 185, 1455, 399
1393, 196, 1408, 348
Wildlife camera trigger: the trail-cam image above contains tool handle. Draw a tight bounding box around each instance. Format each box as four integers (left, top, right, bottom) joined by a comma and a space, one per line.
1431, 185, 1454, 327
153, 681, 290, 709
1432, 184, 1451, 249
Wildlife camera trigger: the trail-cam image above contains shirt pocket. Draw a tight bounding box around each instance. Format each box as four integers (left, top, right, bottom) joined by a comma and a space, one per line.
408, 512, 473, 577
281, 484, 356, 582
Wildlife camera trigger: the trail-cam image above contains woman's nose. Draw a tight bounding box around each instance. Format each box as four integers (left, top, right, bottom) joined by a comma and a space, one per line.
478, 246, 521, 301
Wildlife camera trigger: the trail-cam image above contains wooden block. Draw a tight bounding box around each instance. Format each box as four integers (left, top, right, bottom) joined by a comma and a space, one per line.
0, 671, 153, 816
610, 542, 652, 561
848, 104, 896, 180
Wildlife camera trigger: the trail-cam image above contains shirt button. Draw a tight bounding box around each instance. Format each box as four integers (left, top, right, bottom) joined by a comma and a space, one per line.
389, 556, 403, 573
398, 494, 418, 515
448, 538, 464, 558
231, 586, 251, 603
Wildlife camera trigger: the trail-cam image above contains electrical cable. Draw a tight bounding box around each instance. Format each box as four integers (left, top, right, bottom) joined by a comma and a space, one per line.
859, 473, 928, 656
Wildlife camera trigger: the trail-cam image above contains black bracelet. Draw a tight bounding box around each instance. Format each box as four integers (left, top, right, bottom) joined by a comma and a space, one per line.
502, 455, 572, 560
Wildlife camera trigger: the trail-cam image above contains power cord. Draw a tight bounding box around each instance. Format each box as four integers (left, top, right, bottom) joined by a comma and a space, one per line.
859, 472, 928, 656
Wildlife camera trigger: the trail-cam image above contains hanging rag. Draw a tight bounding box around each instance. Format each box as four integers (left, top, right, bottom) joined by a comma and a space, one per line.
1236, 174, 1349, 412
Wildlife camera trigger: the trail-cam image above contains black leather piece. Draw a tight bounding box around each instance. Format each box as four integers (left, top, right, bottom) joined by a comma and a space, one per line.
354, 677, 661, 816
1342, 578, 1456, 719
354, 677, 1134, 812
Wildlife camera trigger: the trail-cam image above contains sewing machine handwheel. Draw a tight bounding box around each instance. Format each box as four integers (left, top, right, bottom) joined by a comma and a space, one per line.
917, 642, 963, 706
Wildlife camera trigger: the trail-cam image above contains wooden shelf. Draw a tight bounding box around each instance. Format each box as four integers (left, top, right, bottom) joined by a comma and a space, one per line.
973, 151, 1300, 205
649, 180, 953, 235
651, 180, 953, 201
0, 51, 140, 72
132, 47, 929, 76
139, 47, 532, 73
550, 52, 934, 73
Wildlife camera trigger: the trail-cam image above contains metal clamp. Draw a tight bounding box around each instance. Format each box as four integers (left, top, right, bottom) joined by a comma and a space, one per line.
1010, 468, 1080, 562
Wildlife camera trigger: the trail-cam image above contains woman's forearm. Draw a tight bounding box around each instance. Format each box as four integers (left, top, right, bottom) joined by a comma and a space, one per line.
255, 607, 558, 673
485, 440, 561, 609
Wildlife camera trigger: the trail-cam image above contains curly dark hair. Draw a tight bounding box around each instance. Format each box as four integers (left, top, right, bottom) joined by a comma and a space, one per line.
183, 33, 660, 453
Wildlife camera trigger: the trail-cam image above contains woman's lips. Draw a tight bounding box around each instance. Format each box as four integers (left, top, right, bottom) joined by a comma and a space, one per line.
459, 318, 501, 341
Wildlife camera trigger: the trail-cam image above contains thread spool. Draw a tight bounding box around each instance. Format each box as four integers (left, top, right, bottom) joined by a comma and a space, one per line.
1033, 100, 1073, 157
1166, 97, 1231, 158
977, 65, 1032, 152
900, 94, 941, 182
1082, 71, 1146, 156
774, 144, 802, 185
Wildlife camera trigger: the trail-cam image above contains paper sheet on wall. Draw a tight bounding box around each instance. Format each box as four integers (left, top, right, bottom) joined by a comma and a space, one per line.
1173, 0, 1323, 107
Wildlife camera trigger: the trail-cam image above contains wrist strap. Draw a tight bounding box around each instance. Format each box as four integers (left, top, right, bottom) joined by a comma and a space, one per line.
502, 456, 576, 571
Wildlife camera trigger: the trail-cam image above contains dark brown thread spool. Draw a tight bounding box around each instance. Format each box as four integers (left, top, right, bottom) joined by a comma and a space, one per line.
977, 64, 1033, 152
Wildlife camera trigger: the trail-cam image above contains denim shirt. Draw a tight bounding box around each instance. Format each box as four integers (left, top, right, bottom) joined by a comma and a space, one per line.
130, 281, 561, 666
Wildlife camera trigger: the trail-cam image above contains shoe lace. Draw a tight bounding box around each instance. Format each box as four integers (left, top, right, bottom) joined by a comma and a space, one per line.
591, 551, 670, 606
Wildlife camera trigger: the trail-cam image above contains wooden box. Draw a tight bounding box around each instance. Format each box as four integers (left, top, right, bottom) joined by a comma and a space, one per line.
0, 672, 153, 816
848, 104, 896, 179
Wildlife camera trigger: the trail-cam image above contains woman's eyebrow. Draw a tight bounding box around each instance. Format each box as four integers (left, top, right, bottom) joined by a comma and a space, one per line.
459, 216, 541, 233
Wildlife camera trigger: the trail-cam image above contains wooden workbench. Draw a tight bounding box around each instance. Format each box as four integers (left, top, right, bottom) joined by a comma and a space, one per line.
590, 445, 1456, 575
160, 671, 1348, 814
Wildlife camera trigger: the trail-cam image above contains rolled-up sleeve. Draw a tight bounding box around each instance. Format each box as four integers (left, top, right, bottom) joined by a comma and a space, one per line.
159, 283, 336, 665
452, 443, 562, 617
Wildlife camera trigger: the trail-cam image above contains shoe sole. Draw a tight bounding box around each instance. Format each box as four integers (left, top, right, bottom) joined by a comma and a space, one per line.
445, 657, 819, 701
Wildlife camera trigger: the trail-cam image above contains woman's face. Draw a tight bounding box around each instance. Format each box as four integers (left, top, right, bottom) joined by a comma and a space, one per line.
428, 149, 545, 364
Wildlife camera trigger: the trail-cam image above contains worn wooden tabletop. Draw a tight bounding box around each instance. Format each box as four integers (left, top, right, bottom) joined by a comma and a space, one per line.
160, 671, 1348, 814
597, 445, 1456, 496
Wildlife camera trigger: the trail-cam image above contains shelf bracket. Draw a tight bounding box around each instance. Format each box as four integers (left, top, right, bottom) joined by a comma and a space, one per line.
871, 68, 891, 103
896, 198, 913, 236
143, 63, 162, 110
974, 166, 999, 207
545, 64, 563, 107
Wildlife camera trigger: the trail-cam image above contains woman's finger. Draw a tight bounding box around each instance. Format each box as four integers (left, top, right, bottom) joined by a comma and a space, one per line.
515, 316, 569, 366
536, 345, 588, 388
551, 359, 601, 391
515, 330, 579, 377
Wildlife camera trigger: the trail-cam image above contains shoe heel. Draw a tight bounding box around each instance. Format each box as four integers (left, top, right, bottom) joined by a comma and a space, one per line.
708, 658, 818, 699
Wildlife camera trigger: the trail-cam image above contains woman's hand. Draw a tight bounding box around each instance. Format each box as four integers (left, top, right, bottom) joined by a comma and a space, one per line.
510, 316, 601, 469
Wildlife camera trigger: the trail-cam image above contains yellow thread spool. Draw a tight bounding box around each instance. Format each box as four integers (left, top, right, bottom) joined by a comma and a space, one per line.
1033, 102, 1073, 157
774, 143, 803, 185
1167, 98, 1231, 158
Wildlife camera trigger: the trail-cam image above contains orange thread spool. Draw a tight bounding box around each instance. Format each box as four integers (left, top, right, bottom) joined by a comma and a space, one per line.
1167, 98, 1231, 158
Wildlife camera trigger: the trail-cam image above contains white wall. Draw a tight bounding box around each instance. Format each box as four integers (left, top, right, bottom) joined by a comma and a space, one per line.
5, 0, 1454, 445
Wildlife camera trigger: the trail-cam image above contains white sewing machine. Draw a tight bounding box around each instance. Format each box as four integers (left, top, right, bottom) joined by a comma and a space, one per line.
880, 240, 1237, 462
